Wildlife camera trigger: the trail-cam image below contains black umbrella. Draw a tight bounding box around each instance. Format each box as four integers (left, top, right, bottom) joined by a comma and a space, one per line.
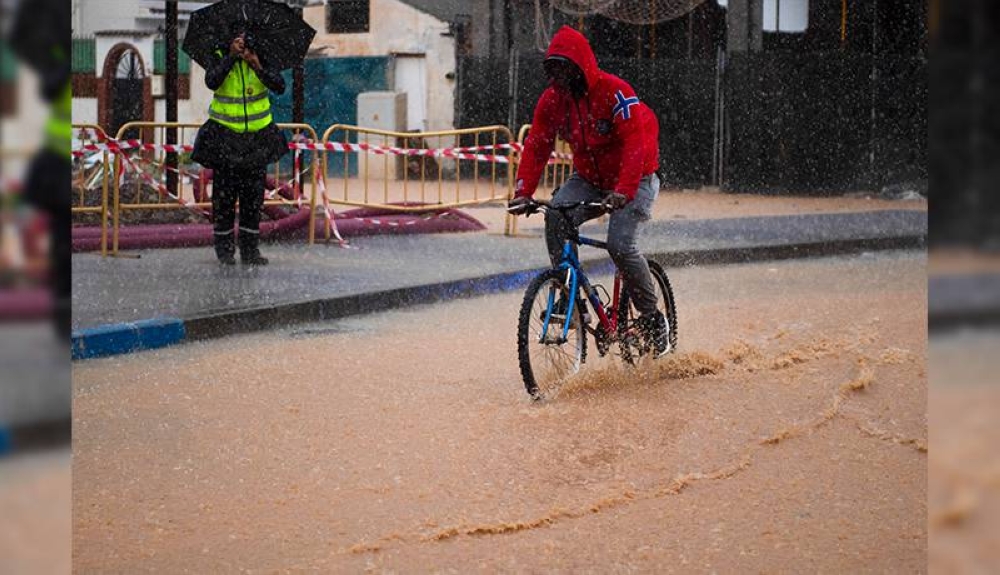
182, 0, 316, 72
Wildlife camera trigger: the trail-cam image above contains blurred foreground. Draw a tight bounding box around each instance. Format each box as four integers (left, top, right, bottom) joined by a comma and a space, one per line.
929, 328, 1000, 572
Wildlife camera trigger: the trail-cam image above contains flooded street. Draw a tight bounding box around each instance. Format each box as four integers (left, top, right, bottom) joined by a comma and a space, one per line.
73, 251, 926, 572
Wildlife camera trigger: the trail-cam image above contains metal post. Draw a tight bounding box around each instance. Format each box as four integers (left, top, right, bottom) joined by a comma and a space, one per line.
727, 0, 762, 53
869, 0, 878, 190
293, 11, 305, 123
505, 0, 518, 130
165, 0, 179, 196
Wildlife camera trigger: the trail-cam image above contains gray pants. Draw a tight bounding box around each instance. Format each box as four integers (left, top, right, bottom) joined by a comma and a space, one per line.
545, 172, 660, 316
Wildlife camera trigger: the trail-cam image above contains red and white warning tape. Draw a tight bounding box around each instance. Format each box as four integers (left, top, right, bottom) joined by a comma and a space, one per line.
72, 140, 194, 157
73, 135, 573, 164
287, 141, 572, 163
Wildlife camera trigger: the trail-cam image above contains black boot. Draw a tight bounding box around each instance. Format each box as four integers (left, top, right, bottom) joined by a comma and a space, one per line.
238, 231, 268, 266
214, 232, 236, 265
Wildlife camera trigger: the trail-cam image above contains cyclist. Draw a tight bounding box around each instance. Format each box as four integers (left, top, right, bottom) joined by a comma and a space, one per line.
507, 25, 669, 356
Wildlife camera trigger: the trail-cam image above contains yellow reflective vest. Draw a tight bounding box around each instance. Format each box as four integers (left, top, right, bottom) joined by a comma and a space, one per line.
208, 57, 273, 133
46, 83, 72, 159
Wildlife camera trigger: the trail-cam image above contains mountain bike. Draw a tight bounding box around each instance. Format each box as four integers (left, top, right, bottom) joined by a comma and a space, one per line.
513, 199, 678, 399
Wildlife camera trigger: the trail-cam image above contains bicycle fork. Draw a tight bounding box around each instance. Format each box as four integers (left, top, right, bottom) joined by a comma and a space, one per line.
539, 267, 580, 344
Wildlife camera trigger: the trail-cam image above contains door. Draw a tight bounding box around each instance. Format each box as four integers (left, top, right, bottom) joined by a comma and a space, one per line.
110, 48, 144, 139
394, 54, 426, 132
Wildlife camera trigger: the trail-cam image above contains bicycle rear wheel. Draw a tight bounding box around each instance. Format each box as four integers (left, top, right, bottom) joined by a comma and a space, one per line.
617, 259, 679, 362
517, 269, 587, 399
649, 259, 679, 351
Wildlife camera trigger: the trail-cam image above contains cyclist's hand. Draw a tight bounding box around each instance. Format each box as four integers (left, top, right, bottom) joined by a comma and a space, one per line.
602, 192, 628, 211
507, 195, 535, 216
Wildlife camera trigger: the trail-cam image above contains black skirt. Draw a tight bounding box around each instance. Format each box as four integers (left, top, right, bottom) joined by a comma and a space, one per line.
191, 120, 288, 171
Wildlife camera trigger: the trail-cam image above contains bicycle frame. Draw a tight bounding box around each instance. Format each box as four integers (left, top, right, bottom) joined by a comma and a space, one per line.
538, 233, 625, 343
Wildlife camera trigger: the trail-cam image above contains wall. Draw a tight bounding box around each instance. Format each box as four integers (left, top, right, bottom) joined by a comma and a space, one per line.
303, 0, 456, 131
71, 38, 213, 130
95, 34, 155, 80
74, 0, 142, 35
271, 57, 390, 177
153, 65, 213, 126
72, 98, 99, 129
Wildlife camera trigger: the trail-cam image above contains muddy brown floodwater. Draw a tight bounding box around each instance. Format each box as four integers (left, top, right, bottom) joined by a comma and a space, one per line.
73, 251, 926, 573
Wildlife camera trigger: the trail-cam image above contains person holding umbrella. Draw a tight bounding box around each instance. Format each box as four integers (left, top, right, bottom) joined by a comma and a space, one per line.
186, 0, 315, 266
9, 0, 72, 338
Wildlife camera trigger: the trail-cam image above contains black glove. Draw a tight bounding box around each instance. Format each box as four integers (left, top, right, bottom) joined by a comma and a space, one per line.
507, 195, 535, 215
602, 192, 628, 211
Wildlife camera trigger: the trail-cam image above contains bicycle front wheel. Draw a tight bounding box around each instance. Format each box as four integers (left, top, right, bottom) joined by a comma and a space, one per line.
517, 269, 587, 399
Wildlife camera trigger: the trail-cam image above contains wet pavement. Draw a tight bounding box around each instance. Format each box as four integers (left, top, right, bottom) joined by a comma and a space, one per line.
71, 207, 926, 335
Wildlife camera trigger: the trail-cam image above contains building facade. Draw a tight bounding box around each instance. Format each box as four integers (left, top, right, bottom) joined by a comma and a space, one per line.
71, 0, 214, 136
302, 0, 456, 132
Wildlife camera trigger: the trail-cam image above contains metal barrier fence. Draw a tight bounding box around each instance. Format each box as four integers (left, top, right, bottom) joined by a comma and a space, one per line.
71, 121, 568, 251
315, 124, 516, 243
504, 124, 574, 236
71, 124, 112, 255
68, 122, 321, 256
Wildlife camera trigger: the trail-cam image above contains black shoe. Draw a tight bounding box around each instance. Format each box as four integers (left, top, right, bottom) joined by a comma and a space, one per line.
240, 252, 269, 266
642, 312, 671, 358
218, 254, 237, 266
238, 232, 267, 266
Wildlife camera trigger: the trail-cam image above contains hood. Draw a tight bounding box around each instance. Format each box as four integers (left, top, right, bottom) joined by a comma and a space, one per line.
545, 26, 600, 89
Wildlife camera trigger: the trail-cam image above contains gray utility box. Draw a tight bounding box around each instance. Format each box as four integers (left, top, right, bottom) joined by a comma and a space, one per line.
357, 91, 407, 181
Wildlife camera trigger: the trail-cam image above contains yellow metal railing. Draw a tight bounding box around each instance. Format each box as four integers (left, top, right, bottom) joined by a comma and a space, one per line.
316, 125, 515, 241
71, 124, 112, 255
69, 120, 547, 254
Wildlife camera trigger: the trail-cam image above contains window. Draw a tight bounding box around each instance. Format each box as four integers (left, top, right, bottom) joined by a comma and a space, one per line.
326, 0, 370, 34
763, 0, 808, 33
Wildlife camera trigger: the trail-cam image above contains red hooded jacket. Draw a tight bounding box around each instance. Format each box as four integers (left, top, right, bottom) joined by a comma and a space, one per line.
515, 26, 660, 200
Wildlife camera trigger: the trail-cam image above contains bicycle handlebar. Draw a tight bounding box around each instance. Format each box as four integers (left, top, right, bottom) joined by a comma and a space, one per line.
506, 198, 608, 215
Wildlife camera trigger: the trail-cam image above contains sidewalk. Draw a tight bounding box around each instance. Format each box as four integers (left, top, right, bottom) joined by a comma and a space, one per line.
70, 190, 927, 360
929, 249, 1000, 332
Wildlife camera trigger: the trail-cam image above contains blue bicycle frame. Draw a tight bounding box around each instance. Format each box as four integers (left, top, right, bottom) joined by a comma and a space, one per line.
538, 234, 617, 344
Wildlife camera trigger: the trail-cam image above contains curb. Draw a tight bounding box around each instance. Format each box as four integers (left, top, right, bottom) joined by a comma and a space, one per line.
71, 235, 925, 360
71, 317, 186, 360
